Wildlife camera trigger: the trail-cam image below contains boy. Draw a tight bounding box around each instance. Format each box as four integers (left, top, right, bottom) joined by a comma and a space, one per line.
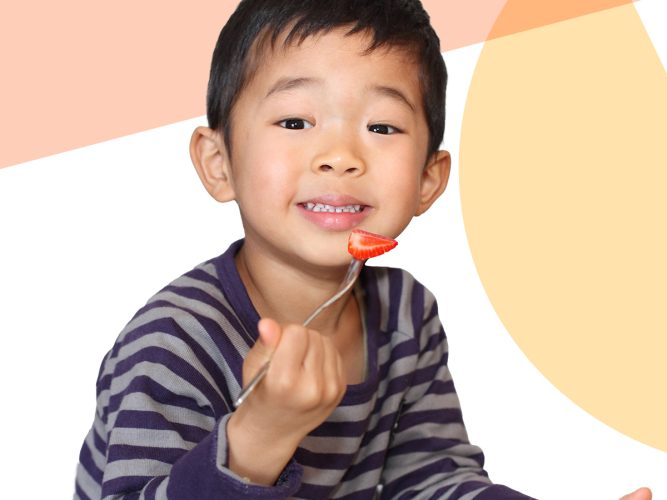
74, 1, 649, 499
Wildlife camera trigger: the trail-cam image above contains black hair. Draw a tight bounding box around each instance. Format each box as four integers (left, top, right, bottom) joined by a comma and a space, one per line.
206, 0, 447, 157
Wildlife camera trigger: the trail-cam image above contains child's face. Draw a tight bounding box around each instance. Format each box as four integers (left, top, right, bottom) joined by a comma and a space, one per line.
221, 29, 447, 268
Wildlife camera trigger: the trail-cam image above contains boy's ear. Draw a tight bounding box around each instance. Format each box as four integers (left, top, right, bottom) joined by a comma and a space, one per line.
416, 150, 451, 216
190, 126, 236, 202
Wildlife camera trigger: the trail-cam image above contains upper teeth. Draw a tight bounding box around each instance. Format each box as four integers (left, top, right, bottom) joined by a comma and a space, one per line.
305, 203, 362, 213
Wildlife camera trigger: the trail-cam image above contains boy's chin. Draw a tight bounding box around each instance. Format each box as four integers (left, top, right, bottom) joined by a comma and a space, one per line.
294, 245, 354, 271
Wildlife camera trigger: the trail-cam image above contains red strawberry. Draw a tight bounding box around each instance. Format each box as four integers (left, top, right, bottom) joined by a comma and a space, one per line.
347, 229, 397, 260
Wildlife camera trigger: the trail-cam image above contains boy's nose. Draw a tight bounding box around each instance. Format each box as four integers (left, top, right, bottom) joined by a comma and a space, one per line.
311, 137, 366, 177
315, 161, 363, 176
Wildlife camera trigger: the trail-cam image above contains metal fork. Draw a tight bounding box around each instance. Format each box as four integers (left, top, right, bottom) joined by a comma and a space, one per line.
234, 258, 364, 407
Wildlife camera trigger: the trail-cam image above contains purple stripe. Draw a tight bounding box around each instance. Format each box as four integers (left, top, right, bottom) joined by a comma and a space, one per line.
388, 437, 477, 457
424, 378, 456, 395
475, 484, 537, 499
359, 267, 382, 333
295, 448, 356, 470
111, 346, 227, 411
141, 475, 166, 500
340, 449, 386, 481
294, 482, 335, 498
397, 407, 464, 431
412, 357, 446, 387
105, 375, 215, 422
310, 417, 370, 437
419, 328, 445, 357
410, 277, 425, 338
107, 443, 185, 463
386, 268, 404, 332
184, 266, 222, 287
78, 441, 103, 483
160, 283, 255, 346
92, 425, 107, 456
119, 315, 244, 399
379, 339, 418, 378
424, 297, 439, 324
336, 486, 378, 499
380, 370, 414, 399
359, 412, 396, 448
121, 304, 247, 382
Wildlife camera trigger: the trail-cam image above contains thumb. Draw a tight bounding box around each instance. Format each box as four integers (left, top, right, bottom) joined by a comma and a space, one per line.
620, 487, 652, 500
242, 318, 282, 387
257, 318, 282, 353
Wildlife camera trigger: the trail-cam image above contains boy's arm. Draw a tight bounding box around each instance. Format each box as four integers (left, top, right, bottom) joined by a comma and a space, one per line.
379, 290, 535, 500
76, 315, 304, 500
226, 318, 347, 485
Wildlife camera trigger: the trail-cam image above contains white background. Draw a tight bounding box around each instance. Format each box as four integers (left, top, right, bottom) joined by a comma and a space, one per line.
0, 2, 665, 498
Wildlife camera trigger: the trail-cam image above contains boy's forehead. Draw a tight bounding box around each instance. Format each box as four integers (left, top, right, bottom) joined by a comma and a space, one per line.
246, 31, 421, 100
253, 25, 417, 71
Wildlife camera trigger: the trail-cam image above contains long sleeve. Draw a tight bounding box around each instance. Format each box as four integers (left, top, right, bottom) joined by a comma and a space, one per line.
75, 247, 535, 499
379, 285, 534, 500
74, 259, 303, 499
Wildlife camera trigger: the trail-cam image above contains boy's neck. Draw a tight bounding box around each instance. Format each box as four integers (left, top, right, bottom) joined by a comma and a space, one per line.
234, 241, 356, 337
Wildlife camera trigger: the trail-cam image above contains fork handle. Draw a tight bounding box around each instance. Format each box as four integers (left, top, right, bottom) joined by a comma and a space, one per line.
234, 360, 270, 407
302, 259, 363, 327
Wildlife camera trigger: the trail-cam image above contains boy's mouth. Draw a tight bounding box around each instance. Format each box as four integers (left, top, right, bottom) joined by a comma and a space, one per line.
297, 196, 371, 231
301, 202, 364, 213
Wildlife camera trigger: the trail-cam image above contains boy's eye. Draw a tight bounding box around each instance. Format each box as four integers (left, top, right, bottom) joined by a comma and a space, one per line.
368, 124, 399, 135
278, 118, 313, 130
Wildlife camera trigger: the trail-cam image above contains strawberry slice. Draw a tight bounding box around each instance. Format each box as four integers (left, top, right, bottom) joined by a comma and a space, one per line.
348, 229, 397, 260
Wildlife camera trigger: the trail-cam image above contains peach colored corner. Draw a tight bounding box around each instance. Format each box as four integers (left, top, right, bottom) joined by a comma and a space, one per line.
0, 0, 637, 169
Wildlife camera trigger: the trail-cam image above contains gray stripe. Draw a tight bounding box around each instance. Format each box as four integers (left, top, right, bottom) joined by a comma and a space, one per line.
104, 458, 172, 482
109, 427, 196, 450
299, 435, 363, 454
326, 398, 377, 422
84, 426, 107, 471
393, 422, 472, 449
120, 392, 215, 430
168, 273, 227, 300
457, 485, 491, 500
107, 361, 212, 429
152, 477, 169, 500
421, 471, 492, 500
397, 270, 417, 337
102, 305, 242, 404
75, 462, 101, 500
117, 331, 225, 402
198, 261, 219, 280
331, 468, 384, 498
375, 270, 391, 331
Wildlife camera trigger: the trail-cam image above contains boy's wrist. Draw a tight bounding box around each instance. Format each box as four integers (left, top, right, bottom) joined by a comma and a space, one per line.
226, 406, 302, 486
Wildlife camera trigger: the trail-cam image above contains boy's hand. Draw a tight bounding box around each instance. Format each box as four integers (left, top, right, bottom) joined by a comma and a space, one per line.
620, 487, 652, 500
227, 318, 346, 485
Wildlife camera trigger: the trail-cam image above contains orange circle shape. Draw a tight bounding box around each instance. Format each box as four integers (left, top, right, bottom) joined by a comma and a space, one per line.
460, 3, 667, 450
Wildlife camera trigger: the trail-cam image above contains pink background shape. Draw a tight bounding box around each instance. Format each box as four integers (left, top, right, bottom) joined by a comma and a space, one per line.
0, 0, 636, 169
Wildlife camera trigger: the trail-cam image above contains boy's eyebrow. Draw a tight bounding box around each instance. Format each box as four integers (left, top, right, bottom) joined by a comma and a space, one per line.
264, 78, 416, 112
265, 77, 323, 98
368, 85, 416, 112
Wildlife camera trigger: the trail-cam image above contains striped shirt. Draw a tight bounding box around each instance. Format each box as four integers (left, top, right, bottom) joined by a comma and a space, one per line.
75, 239, 532, 499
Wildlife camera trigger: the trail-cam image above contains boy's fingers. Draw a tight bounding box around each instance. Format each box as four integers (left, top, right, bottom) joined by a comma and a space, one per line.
272, 324, 309, 376
322, 337, 345, 402
302, 329, 324, 375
